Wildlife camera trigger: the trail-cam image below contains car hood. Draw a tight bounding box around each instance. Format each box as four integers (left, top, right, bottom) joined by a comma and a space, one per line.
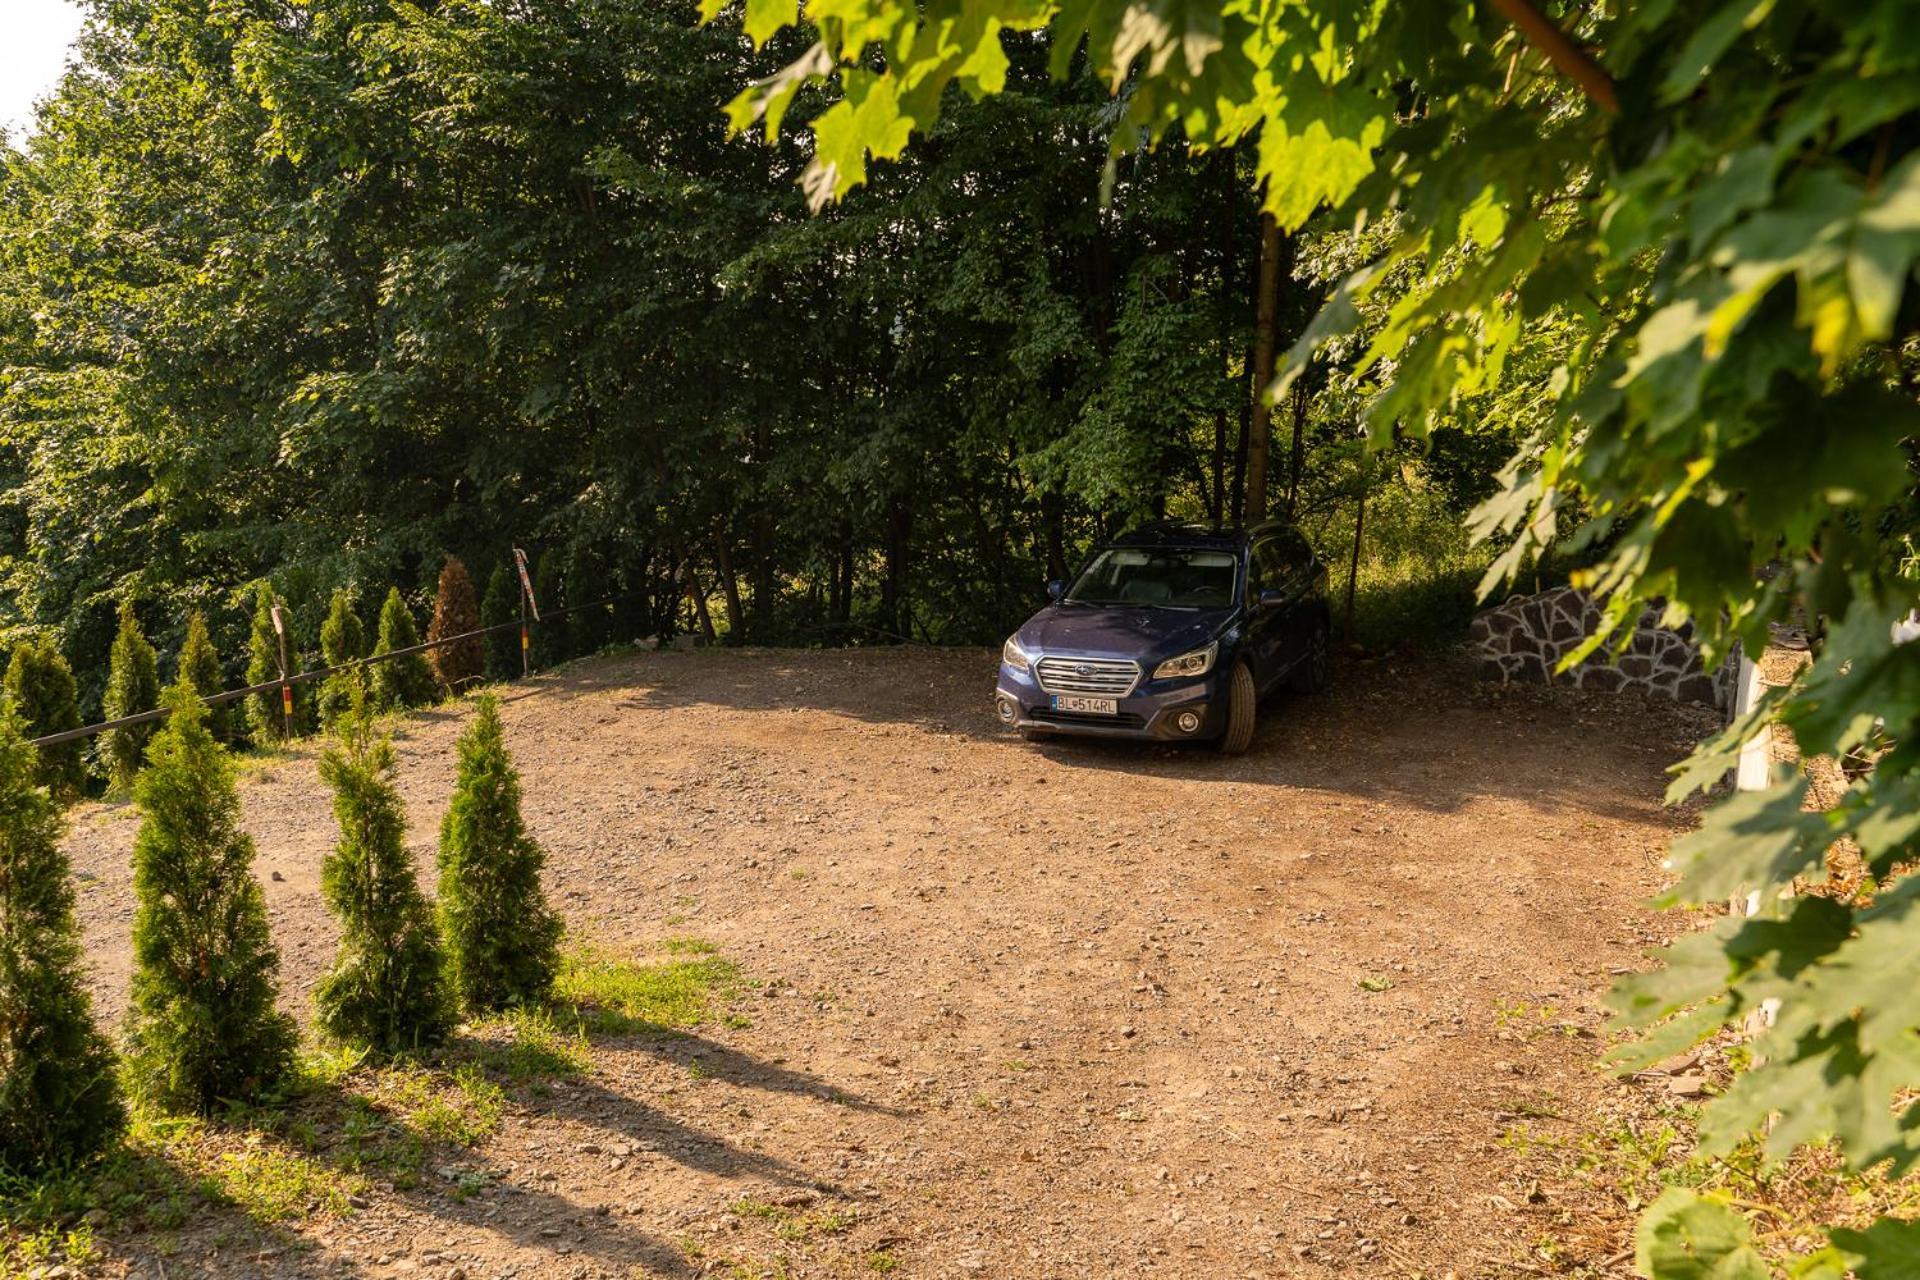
1017, 604, 1235, 665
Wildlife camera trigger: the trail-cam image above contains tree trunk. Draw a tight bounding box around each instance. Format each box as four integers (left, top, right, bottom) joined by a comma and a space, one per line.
751, 422, 775, 635
1231, 346, 1251, 525
683, 557, 716, 641
1344, 479, 1367, 648
1285, 382, 1308, 516
1213, 151, 1237, 526
714, 537, 745, 642
1245, 213, 1283, 523
881, 498, 911, 639
1042, 491, 1067, 585
837, 533, 854, 626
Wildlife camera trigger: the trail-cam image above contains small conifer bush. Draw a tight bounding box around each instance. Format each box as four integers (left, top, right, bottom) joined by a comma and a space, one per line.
566, 547, 610, 656
317, 589, 367, 728
314, 688, 452, 1053
3, 639, 86, 802
426, 557, 484, 692
103, 601, 161, 793
531, 552, 565, 669
244, 583, 289, 746
437, 695, 561, 1012
177, 610, 232, 743
124, 682, 296, 1113
480, 563, 519, 682
369, 587, 436, 711
0, 703, 124, 1173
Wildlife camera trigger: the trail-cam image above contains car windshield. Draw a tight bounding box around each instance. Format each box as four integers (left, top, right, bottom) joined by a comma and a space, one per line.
1065, 547, 1239, 609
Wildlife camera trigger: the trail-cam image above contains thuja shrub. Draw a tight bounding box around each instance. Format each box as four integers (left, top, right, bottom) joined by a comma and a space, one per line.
2, 639, 85, 802
437, 695, 561, 1012
244, 583, 289, 746
177, 610, 232, 744
370, 587, 436, 711
102, 601, 160, 794
480, 564, 519, 682
314, 693, 452, 1053
0, 703, 124, 1173
426, 557, 483, 692
316, 588, 367, 729
530, 552, 566, 669
124, 683, 296, 1113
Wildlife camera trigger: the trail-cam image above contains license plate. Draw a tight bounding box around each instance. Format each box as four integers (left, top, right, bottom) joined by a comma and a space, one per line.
1052, 695, 1118, 715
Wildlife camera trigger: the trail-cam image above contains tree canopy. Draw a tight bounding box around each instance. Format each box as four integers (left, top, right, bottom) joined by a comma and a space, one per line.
722, 0, 1920, 1271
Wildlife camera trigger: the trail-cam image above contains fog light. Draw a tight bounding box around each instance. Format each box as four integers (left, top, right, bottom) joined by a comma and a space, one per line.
1176, 710, 1202, 734
996, 697, 1019, 724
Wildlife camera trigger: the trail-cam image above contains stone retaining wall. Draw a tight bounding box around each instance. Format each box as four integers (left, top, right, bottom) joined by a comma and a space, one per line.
1469, 586, 1736, 709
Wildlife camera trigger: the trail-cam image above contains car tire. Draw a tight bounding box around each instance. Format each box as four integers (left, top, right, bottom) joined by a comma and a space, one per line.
1216, 662, 1257, 755
1289, 619, 1332, 694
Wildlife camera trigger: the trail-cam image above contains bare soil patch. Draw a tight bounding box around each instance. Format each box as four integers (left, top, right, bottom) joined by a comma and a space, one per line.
62, 647, 1711, 1279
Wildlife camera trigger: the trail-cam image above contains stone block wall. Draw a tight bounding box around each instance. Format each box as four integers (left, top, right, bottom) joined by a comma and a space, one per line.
1469, 586, 1736, 709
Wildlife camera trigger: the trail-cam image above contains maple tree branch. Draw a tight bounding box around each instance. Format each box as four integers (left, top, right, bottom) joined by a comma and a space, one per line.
1485, 0, 1620, 114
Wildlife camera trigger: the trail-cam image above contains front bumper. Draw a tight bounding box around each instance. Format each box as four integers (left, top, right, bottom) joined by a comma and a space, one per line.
994, 660, 1223, 741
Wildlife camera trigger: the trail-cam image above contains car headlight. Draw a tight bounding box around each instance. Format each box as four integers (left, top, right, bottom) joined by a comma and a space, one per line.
1002, 636, 1034, 672
1153, 641, 1217, 680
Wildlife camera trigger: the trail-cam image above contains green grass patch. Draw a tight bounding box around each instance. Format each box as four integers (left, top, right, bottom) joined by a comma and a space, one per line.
465, 1007, 592, 1083
554, 940, 742, 1035
211, 1141, 363, 1223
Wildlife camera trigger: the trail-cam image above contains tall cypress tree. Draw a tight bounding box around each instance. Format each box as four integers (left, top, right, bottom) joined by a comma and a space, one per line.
124, 683, 296, 1113
317, 589, 366, 728
565, 545, 611, 656
314, 693, 452, 1053
426, 557, 483, 692
0, 702, 124, 1173
437, 695, 562, 1012
3, 639, 86, 803
177, 610, 231, 744
530, 552, 566, 669
479, 563, 519, 682
244, 583, 288, 747
369, 587, 436, 711
103, 601, 161, 794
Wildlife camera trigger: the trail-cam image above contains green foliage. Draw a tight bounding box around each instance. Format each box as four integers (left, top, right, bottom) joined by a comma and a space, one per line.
243, 584, 289, 747
101, 602, 160, 794
425, 558, 483, 694
316, 589, 367, 729
124, 683, 296, 1114
530, 554, 566, 670
727, 0, 1920, 1271
319, 589, 366, 667
313, 695, 453, 1054
1633, 1189, 1769, 1280
553, 941, 741, 1034
0, 703, 123, 1174
369, 587, 435, 711
479, 565, 519, 683
436, 695, 561, 1014
2, 640, 85, 802
176, 611, 231, 744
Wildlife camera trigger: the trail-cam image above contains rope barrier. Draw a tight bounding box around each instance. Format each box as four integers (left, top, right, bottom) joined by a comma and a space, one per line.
28, 590, 647, 750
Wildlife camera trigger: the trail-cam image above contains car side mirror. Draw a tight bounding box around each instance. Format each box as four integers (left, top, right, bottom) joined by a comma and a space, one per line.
1046, 580, 1064, 601
1257, 588, 1287, 609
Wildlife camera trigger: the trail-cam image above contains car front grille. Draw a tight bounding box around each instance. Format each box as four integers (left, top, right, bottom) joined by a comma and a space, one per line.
1035, 655, 1141, 696
1032, 709, 1148, 730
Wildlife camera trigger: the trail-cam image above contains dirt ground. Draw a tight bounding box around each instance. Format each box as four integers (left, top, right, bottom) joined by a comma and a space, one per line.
62, 647, 1715, 1279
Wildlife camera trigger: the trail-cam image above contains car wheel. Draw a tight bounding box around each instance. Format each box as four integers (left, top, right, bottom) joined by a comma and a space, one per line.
1289, 619, 1332, 694
1216, 662, 1257, 755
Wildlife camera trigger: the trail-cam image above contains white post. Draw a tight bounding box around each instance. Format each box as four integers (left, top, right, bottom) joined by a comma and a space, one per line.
1733, 650, 1769, 793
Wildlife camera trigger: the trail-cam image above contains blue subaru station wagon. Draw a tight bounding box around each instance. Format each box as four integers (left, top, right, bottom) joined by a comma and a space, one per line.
994, 521, 1331, 754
